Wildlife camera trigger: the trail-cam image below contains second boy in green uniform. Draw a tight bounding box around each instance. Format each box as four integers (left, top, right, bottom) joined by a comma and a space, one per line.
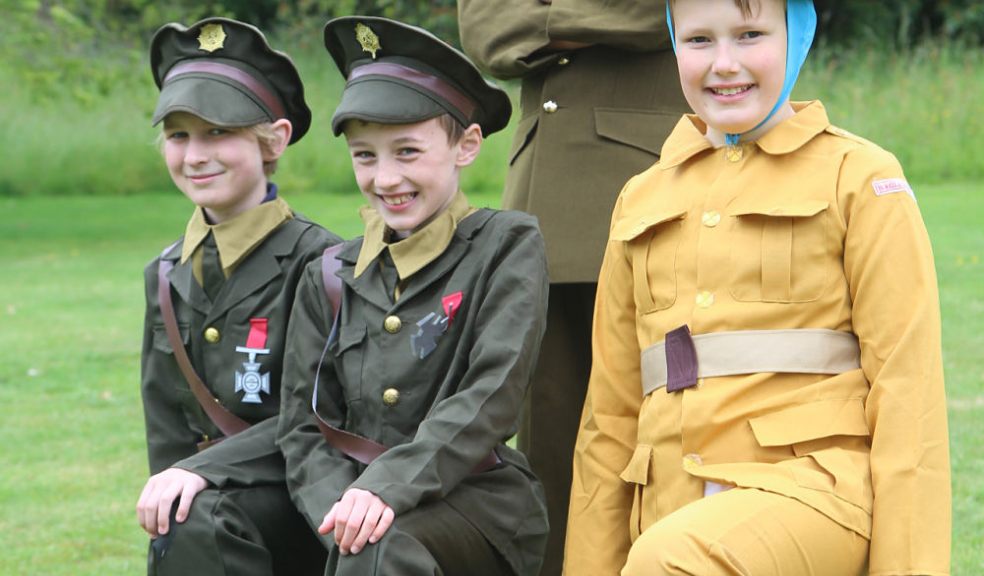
276, 17, 550, 575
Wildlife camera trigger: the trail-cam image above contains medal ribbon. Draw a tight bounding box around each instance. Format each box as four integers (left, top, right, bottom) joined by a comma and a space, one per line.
246, 318, 269, 349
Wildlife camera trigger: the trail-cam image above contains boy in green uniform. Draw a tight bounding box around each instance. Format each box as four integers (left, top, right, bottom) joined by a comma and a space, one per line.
135, 17, 338, 575
272, 16, 550, 575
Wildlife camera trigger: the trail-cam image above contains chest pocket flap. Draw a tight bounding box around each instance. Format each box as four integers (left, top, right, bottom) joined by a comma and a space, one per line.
727, 199, 831, 303
727, 199, 828, 218
332, 320, 366, 401
611, 207, 687, 313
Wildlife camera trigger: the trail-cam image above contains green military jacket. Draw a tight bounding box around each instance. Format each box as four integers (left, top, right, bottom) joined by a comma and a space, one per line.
458, 0, 690, 283
141, 206, 340, 474
277, 208, 550, 576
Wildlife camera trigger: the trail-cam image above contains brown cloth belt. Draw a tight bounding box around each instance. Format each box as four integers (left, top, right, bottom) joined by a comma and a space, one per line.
315, 245, 499, 473
157, 256, 251, 448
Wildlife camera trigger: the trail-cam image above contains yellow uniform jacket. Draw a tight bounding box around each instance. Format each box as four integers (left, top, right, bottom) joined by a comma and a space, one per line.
566, 101, 950, 575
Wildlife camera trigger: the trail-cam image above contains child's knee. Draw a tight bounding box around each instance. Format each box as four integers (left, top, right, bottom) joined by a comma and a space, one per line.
622, 522, 708, 575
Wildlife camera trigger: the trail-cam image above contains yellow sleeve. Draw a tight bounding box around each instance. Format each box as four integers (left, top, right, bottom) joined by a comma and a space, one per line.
565, 194, 644, 575
839, 145, 951, 575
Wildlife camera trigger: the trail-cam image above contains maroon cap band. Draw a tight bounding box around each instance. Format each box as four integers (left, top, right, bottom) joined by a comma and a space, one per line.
165, 61, 286, 120
349, 62, 477, 121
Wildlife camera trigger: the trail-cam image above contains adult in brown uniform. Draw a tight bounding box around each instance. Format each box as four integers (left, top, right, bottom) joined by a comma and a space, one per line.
135, 17, 338, 575
456, 1, 690, 572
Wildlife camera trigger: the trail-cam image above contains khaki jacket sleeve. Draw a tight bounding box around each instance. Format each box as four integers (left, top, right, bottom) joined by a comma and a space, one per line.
457, 0, 552, 78
840, 148, 950, 575
457, 0, 669, 79
547, 0, 672, 52
565, 194, 643, 575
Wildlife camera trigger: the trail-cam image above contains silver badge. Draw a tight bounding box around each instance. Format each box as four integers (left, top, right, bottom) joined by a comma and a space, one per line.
235, 345, 270, 403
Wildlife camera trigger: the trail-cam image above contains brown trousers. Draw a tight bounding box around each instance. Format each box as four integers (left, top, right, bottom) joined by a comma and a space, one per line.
518, 283, 596, 576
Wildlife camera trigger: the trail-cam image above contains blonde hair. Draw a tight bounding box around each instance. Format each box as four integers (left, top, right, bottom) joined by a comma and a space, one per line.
156, 121, 282, 176
245, 123, 281, 176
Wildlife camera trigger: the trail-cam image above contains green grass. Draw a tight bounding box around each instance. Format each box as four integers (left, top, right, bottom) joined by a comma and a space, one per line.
1, 180, 981, 574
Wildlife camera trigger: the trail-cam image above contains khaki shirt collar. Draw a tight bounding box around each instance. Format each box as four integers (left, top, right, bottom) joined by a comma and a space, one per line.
659, 100, 829, 169
181, 196, 293, 275
354, 191, 474, 279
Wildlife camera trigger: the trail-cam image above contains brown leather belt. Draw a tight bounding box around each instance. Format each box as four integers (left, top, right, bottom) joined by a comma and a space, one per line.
315, 245, 499, 473
158, 254, 250, 448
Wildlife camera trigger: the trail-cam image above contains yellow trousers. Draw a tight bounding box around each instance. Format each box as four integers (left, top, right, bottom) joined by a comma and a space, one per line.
621, 488, 868, 576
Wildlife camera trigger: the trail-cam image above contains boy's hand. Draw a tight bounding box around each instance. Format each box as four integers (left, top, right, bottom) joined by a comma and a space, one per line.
136, 468, 208, 537
319, 488, 395, 555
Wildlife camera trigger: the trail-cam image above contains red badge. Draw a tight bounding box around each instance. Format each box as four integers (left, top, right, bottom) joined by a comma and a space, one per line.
442, 292, 462, 325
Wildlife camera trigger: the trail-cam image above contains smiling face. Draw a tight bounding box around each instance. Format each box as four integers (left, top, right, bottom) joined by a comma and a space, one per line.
672, 0, 793, 145
344, 117, 482, 238
163, 112, 289, 223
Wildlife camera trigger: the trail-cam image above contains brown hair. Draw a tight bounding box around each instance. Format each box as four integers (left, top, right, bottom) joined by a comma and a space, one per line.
669, 0, 757, 18
340, 114, 467, 144
435, 113, 467, 144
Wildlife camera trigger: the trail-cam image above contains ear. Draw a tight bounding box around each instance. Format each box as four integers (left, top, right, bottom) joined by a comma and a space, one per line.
454, 123, 483, 168
263, 119, 293, 162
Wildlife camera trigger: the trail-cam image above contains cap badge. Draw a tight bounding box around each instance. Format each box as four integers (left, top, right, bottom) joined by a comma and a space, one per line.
197, 23, 226, 53
355, 23, 381, 59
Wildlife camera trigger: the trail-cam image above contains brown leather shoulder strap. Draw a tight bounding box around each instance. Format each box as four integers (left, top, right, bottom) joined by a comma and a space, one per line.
157, 254, 250, 438
313, 245, 388, 464
312, 245, 499, 473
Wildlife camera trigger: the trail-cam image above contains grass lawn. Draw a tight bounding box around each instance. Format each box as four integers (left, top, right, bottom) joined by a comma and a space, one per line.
1, 182, 981, 574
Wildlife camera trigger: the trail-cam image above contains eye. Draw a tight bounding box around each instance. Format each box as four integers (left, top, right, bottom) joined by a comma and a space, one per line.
165, 130, 188, 140
396, 147, 421, 157
740, 30, 764, 40
685, 35, 711, 45
351, 150, 375, 161
208, 127, 229, 136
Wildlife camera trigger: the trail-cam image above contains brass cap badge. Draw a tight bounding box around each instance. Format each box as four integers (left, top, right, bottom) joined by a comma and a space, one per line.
197, 23, 226, 53
355, 23, 381, 59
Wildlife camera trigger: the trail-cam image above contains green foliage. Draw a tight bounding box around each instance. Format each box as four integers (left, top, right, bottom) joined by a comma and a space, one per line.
794, 41, 984, 183
815, 0, 984, 46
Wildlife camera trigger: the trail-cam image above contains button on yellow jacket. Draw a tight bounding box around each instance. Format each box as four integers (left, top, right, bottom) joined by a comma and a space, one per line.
566, 101, 950, 576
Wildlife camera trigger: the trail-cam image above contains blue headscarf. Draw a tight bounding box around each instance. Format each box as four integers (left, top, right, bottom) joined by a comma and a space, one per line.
665, 0, 817, 146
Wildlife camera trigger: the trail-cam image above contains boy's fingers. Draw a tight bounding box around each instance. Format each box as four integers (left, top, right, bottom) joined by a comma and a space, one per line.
319, 506, 338, 535
369, 507, 395, 544
156, 485, 180, 535
351, 501, 384, 554
136, 481, 163, 536
339, 497, 370, 552
332, 498, 354, 546
175, 483, 198, 523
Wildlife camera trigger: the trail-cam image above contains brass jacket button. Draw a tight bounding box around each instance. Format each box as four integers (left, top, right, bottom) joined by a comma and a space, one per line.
383, 315, 402, 334
701, 211, 721, 227
382, 388, 400, 406
204, 327, 221, 343
557, 56, 571, 66
696, 291, 715, 309
542, 100, 558, 113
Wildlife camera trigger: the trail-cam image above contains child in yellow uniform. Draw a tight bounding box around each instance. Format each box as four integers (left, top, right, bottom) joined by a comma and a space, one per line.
565, 1, 950, 575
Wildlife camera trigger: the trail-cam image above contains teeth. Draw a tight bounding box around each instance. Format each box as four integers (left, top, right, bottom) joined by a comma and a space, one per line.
714, 86, 750, 96
381, 193, 414, 206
